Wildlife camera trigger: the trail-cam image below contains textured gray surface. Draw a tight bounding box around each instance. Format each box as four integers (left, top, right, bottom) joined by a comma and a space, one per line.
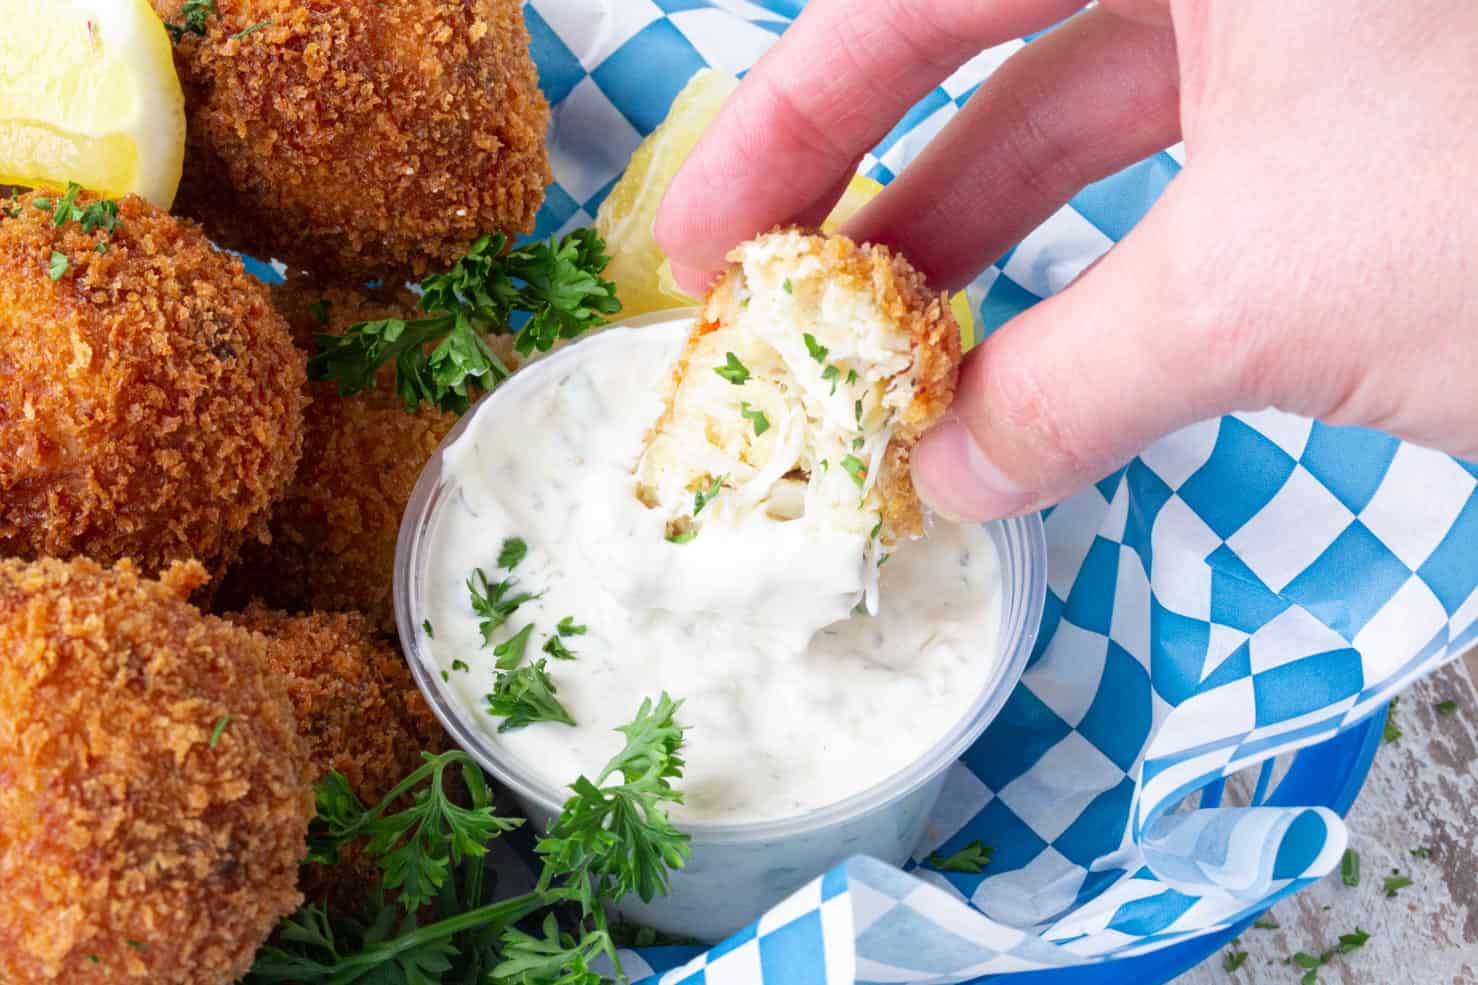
1178, 652, 1478, 985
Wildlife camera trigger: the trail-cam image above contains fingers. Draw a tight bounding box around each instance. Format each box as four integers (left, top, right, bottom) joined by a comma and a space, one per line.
655, 0, 1089, 289
911, 181, 1246, 521
843, 6, 1181, 290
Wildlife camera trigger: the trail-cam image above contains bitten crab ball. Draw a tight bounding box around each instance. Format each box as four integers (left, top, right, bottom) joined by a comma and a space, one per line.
0, 558, 314, 985
153, 0, 551, 282
218, 275, 517, 631
0, 191, 306, 578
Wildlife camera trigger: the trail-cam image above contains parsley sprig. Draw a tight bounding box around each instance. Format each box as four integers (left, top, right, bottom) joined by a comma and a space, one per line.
309, 229, 620, 414
248, 696, 689, 985
164, 0, 216, 42
925, 840, 993, 874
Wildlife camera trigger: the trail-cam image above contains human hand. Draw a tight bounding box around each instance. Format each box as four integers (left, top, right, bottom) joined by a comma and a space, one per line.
655, 0, 1478, 521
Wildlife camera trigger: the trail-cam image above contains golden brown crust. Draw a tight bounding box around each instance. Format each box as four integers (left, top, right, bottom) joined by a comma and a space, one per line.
218, 276, 518, 631
0, 193, 306, 577
227, 603, 450, 805
0, 557, 313, 985
152, 0, 550, 282
706, 228, 960, 536
225, 604, 453, 913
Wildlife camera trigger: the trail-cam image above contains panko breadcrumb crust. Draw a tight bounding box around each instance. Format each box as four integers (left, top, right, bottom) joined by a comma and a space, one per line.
153, 0, 550, 283
0, 193, 306, 578
218, 276, 517, 631
227, 604, 456, 912
0, 558, 314, 985
693, 228, 960, 536
229, 603, 451, 806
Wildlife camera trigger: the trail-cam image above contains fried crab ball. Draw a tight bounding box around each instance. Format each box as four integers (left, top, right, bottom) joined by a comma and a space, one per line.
0, 192, 305, 578
226, 603, 454, 912
218, 276, 516, 630
0, 558, 314, 985
636, 228, 961, 545
153, 0, 550, 282
228, 603, 451, 806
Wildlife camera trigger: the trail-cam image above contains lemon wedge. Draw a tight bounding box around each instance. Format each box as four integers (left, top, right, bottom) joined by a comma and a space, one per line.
0, 0, 185, 207
601, 68, 976, 347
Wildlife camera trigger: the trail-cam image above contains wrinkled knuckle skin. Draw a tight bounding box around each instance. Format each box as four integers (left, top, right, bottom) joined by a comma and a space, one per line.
979, 354, 1093, 491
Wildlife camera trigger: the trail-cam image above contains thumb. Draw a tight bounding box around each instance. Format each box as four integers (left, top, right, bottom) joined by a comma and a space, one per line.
912, 185, 1244, 520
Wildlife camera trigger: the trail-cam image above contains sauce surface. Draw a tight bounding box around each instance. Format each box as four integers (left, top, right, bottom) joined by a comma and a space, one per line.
419, 319, 1004, 822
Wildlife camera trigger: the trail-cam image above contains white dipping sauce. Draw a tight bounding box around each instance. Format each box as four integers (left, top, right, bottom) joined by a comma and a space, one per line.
420, 319, 1003, 823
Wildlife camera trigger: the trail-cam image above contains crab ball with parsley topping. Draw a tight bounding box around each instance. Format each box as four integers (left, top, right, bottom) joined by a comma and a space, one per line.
0, 557, 313, 985
0, 191, 305, 579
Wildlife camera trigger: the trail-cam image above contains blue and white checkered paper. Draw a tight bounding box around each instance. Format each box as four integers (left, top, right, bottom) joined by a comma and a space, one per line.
521, 2, 1478, 981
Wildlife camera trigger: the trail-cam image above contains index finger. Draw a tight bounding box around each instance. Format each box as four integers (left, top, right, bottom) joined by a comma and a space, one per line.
654, 0, 1089, 288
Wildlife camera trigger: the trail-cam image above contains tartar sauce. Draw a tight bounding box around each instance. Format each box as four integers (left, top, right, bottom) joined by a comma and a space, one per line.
418, 318, 1003, 823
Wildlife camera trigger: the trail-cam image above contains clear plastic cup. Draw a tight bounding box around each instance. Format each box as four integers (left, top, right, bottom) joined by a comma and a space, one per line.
394, 310, 1048, 941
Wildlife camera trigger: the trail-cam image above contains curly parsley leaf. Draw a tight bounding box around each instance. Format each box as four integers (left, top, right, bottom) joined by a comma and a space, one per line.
925, 840, 993, 874
487, 659, 575, 732
164, 0, 216, 42
557, 616, 587, 637
309, 228, 620, 414
498, 537, 528, 570
467, 568, 539, 645
250, 697, 686, 985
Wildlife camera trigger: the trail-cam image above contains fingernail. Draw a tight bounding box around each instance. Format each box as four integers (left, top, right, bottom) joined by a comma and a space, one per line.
912, 415, 1036, 522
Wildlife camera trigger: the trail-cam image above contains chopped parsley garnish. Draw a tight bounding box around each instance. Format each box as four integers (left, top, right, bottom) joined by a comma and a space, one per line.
1383, 696, 1402, 742
855, 398, 864, 425
422, 619, 435, 639
543, 635, 578, 661
487, 659, 574, 731
467, 568, 539, 645
493, 624, 535, 670
841, 454, 868, 488
869, 519, 882, 540
740, 401, 770, 436
1223, 946, 1248, 972
309, 229, 619, 414
803, 332, 828, 363
498, 536, 528, 570
782, 277, 793, 294
164, 0, 216, 42
1410, 845, 1432, 859
822, 363, 840, 394
1289, 927, 1371, 984
819, 458, 829, 472
1340, 848, 1360, 887
232, 18, 273, 38
451, 659, 470, 673
714, 352, 750, 385
557, 616, 587, 636
253, 696, 688, 984
692, 474, 726, 515
1382, 872, 1412, 897
1253, 914, 1280, 929
1436, 698, 1458, 715
209, 715, 230, 749
127, 940, 148, 952
878, 553, 891, 566
846, 369, 858, 385
48, 250, 68, 280
667, 529, 698, 545
925, 840, 993, 874
852, 435, 865, 450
